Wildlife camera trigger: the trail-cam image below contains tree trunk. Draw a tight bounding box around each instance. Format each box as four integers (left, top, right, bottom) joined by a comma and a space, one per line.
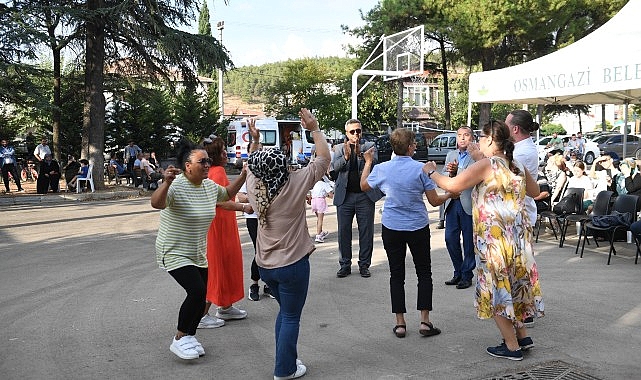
83, 0, 106, 189
52, 46, 61, 162
438, 38, 451, 129
577, 108, 583, 133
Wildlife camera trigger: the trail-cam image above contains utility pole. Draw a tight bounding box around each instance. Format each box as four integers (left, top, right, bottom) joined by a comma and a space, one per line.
217, 21, 224, 122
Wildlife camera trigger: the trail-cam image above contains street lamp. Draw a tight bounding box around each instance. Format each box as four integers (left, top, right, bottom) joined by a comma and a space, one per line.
217, 21, 224, 122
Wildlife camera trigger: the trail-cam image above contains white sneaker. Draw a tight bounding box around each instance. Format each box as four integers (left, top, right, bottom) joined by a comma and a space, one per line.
169, 336, 200, 360
274, 364, 307, 380
215, 306, 247, 320
198, 313, 225, 328
320, 231, 329, 239
314, 234, 324, 243
185, 335, 205, 356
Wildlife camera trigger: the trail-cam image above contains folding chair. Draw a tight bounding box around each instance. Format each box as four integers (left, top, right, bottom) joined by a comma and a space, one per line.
579, 194, 640, 264
574, 191, 614, 255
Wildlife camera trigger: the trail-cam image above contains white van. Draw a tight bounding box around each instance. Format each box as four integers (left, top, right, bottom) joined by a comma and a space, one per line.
226, 118, 315, 166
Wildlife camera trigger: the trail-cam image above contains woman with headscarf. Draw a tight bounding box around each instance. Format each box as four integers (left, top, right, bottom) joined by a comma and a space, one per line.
198, 137, 250, 328
245, 108, 330, 380
151, 140, 246, 360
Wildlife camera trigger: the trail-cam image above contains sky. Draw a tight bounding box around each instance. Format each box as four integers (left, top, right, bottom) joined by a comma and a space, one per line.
202, 0, 380, 67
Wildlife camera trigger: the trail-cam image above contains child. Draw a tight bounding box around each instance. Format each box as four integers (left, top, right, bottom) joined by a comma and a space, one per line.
67, 159, 89, 188
310, 174, 334, 243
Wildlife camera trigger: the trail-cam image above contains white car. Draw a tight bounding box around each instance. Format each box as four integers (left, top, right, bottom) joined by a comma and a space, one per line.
534, 135, 599, 165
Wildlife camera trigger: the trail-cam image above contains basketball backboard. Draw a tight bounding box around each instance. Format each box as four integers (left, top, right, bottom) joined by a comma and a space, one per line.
383, 25, 424, 81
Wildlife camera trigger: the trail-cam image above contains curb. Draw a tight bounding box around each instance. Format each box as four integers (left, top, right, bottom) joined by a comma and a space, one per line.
0, 188, 145, 206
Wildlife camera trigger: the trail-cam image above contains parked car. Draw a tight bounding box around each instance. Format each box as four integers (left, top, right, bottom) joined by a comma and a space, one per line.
375, 132, 428, 163
534, 135, 600, 165
427, 132, 458, 163
592, 133, 641, 159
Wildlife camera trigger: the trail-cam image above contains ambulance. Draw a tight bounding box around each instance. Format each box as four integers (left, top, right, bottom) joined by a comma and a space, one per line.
226, 118, 315, 166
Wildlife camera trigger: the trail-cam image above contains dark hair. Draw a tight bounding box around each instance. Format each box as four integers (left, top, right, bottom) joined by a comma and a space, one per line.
204, 137, 227, 167
79, 159, 89, 165
509, 110, 539, 133
175, 138, 203, 170
482, 120, 519, 175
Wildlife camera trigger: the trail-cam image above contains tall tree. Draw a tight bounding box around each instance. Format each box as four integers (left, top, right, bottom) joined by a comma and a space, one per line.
197, 0, 213, 75
79, 0, 233, 189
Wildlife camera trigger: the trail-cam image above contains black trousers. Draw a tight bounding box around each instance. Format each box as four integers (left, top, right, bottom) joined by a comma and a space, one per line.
168, 265, 208, 335
381, 224, 433, 314
2, 163, 22, 191
246, 218, 260, 282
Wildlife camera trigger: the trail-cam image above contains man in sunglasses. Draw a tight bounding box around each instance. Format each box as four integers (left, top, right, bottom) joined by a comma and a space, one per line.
331, 119, 383, 278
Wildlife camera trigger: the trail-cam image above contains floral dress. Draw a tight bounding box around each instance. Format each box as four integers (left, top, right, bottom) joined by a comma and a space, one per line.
472, 157, 544, 326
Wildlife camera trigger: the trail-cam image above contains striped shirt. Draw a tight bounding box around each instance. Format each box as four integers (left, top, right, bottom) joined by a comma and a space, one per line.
155, 174, 229, 271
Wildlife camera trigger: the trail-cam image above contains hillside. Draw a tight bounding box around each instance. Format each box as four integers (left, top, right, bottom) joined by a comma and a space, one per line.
223, 94, 266, 118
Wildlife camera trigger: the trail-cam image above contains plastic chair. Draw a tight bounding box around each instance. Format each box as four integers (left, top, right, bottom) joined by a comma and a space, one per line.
579, 194, 640, 264
554, 187, 585, 247
77, 164, 95, 193
573, 191, 614, 254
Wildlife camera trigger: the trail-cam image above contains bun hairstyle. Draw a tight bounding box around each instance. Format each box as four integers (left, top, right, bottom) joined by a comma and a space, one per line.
175, 138, 203, 170
483, 120, 519, 175
509, 109, 540, 133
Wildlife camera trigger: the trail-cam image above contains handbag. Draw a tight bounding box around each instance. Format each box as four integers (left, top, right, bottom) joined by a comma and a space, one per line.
553, 193, 579, 215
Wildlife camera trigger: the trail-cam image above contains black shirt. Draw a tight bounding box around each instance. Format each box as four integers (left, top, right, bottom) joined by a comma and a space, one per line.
346, 145, 363, 193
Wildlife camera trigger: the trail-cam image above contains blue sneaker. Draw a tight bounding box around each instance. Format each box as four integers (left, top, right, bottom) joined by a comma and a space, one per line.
486, 344, 523, 361
502, 337, 534, 351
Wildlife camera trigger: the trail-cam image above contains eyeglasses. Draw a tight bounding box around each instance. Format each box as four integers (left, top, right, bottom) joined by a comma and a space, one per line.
193, 158, 213, 165
348, 129, 362, 135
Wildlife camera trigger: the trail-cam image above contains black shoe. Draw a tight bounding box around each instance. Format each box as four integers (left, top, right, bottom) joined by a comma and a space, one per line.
445, 276, 461, 285
359, 268, 371, 278
436, 220, 445, 229
456, 279, 473, 289
336, 267, 351, 278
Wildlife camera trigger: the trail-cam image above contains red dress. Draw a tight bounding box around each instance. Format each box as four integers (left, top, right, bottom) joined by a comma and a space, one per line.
206, 166, 245, 306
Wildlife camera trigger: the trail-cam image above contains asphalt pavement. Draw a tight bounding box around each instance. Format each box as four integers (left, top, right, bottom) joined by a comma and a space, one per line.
1, 191, 640, 379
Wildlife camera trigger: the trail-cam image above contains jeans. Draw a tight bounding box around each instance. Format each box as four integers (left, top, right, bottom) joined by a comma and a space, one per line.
444, 199, 475, 281
246, 218, 260, 282
168, 266, 208, 336
381, 224, 433, 313
337, 192, 375, 269
259, 256, 310, 377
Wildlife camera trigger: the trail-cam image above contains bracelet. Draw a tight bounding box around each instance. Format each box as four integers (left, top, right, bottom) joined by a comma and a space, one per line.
311, 129, 322, 134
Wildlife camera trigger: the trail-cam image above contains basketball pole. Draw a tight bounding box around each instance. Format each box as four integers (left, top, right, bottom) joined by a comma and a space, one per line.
351, 69, 406, 119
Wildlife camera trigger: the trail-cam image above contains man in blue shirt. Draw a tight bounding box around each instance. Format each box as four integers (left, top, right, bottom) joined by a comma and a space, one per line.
1, 139, 25, 193
442, 127, 477, 289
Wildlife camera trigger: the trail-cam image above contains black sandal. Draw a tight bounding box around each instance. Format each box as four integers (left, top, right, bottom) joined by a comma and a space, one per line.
393, 324, 406, 338
419, 322, 441, 337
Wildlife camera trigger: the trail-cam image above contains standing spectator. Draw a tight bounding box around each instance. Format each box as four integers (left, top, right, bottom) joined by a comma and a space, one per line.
331, 119, 383, 278
151, 139, 246, 360
245, 109, 329, 379
443, 127, 478, 289
361, 128, 451, 339
33, 137, 52, 174
36, 153, 60, 194
310, 174, 334, 243
25, 132, 36, 160
505, 109, 540, 328
124, 140, 142, 174
198, 137, 248, 327
424, 120, 544, 361
576, 131, 586, 157
1, 139, 25, 193
237, 181, 274, 302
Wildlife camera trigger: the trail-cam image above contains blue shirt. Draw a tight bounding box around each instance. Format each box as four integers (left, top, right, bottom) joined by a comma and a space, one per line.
1, 145, 17, 165
366, 155, 435, 231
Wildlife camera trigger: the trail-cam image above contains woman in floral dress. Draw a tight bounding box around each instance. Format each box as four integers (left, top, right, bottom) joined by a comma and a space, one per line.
423, 120, 544, 361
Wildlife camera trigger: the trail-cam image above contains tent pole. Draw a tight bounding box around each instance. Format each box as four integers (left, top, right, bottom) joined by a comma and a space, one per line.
623, 101, 629, 158
466, 101, 472, 128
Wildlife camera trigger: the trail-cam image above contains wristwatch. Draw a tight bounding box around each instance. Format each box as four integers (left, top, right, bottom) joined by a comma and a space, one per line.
427, 170, 435, 177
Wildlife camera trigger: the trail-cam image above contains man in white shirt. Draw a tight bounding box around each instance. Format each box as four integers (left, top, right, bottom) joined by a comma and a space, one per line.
33, 138, 52, 174
505, 109, 540, 328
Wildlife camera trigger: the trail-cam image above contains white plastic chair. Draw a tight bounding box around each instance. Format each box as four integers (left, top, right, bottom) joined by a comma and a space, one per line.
77, 164, 95, 193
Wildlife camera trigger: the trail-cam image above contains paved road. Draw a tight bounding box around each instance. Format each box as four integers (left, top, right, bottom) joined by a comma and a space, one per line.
1, 197, 640, 379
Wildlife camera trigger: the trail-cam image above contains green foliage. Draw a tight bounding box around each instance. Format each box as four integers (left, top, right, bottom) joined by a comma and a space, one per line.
541, 123, 567, 136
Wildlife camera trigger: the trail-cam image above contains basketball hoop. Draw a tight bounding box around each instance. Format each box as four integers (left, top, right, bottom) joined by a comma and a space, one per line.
408, 71, 427, 85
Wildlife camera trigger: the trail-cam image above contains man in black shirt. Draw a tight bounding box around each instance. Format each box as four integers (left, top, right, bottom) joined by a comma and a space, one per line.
331, 119, 383, 278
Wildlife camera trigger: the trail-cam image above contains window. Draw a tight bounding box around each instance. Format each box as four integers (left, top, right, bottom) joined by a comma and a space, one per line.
403, 85, 429, 108
262, 131, 277, 146
227, 132, 236, 147
448, 136, 456, 147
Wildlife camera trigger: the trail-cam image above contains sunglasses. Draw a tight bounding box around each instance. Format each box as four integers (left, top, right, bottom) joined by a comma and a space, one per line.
193, 158, 213, 165
348, 129, 362, 135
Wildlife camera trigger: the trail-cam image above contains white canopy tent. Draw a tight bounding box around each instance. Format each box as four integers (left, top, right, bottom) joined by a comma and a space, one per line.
468, 0, 641, 156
